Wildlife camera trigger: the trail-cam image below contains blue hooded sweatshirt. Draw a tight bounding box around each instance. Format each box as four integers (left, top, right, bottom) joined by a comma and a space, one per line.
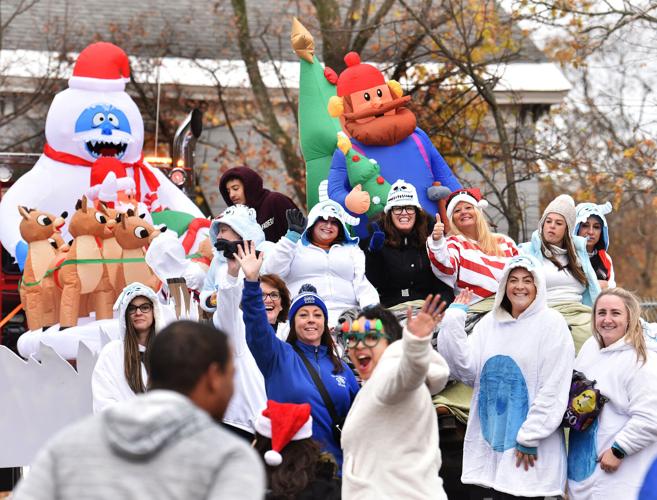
241, 279, 359, 469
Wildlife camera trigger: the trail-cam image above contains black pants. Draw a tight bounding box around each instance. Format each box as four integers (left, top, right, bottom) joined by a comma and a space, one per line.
469, 485, 545, 500
222, 423, 255, 442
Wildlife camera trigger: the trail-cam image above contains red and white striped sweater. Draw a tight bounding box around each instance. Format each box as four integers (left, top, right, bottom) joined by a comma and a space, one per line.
426, 234, 518, 303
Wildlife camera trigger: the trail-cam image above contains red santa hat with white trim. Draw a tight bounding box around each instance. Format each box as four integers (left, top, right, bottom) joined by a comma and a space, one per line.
446, 188, 489, 220
254, 400, 313, 467
68, 42, 131, 92
86, 157, 136, 203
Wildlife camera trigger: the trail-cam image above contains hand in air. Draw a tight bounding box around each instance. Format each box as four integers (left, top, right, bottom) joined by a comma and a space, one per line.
234, 240, 263, 282
453, 288, 474, 306
406, 294, 447, 338
431, 213, 445, 241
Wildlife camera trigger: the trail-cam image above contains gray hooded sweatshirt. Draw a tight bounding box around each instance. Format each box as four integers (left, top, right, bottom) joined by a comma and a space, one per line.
13, 390, 265, 500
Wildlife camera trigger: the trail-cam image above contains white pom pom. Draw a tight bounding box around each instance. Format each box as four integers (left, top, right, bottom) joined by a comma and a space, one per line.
372, 196, 381, 204
264, 450, 282, 466
478, 199, 489, 210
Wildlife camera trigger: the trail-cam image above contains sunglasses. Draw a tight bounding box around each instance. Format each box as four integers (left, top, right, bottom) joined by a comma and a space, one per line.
127, 303, 153, 315
262, 291, 281, 301
391, 206, 416, 215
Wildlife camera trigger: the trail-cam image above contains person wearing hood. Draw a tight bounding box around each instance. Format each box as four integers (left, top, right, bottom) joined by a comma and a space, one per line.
14, 320, 265, 500
567, 288, 657, 500
438, 255, 575, 498
199, 204, 270, 313
519, 194, 601, 353
361, 179, 454, 308
219, 166, 298, 243
236, 241, 359, 470
92, 282, 164, 413
261, 199, 379, 327
213, 254, 291, 439
340, 298, 450, 499
575, 201, 616, 289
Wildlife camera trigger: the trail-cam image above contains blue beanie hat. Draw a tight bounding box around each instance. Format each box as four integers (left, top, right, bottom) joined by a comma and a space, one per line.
288, 284, 329, 323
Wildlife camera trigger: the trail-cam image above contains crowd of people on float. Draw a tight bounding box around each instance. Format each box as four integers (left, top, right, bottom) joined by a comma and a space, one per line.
15, 165, 657, 500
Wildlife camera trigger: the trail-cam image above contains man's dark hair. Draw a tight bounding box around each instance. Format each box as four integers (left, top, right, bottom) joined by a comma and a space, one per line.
148, 320, 230, 394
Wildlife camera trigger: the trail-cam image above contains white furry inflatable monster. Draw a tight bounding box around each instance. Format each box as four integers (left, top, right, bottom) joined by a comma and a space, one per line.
0, 42, 202, 266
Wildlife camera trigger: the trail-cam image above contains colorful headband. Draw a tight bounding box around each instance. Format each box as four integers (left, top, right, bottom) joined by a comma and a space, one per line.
340, 318, 385, 334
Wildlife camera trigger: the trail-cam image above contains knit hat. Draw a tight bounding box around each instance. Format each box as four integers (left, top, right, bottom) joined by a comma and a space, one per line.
335, 52, 386, 97
540, 194, 576, 233
446, 188, 489, 220
69, 42, 131, 92
288, 284, 329, 323
384, 179, 421, 213
86, 157, 136, 202
209, 204, 265, 247
254, 400, 313, 466
575, 201, 612, 251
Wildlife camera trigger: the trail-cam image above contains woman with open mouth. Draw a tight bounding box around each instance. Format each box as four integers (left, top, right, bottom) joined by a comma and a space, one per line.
340, 297, 450, 499
520, 194, 600, 353
438, 255, 574, 499
361, 179, 454, 309
236, 241, 359, 471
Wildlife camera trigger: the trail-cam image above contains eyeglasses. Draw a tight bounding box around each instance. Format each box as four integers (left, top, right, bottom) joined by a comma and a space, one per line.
391, 206, 416, 215
262, 291, 281, 301
316, 218, 339, 226
127, 303, 153, 315
343, 331, 390, 349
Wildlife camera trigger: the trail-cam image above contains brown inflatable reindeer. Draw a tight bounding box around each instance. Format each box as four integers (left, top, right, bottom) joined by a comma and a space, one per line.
58, 196, 116, 328
18, 207, 68, 330
113, 208, 165, 292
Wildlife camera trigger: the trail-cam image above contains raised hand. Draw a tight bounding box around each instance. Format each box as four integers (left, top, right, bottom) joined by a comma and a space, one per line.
345, 184, 371, 215
234, 240, 264, 282
406, 294, 447, 338
453, 288, 474, 305
285, 208, 307, 234
432, 213, 445, 241
368, 222, 385, 252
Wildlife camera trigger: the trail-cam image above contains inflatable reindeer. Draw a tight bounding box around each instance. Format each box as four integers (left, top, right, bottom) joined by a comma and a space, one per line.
18, 207, 68, 330
58, 196, 115, 328
113, 208, 165, 292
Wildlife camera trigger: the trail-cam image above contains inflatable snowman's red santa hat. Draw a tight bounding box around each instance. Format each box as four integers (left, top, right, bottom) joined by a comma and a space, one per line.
254, 400, 313, 466
68, 42, 131, 92
86, 157, 136, 204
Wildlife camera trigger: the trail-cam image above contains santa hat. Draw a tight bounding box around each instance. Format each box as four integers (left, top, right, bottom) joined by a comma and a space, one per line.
69, 42, 131, 92
86, 157, 136, 203
446, 188, 489, 220
336, 52, 386, 97
384, 180, 421, 213
255, 400, 313, 467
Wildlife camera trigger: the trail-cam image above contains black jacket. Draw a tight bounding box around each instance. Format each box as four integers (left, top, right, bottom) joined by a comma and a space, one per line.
361, 231, 454, 308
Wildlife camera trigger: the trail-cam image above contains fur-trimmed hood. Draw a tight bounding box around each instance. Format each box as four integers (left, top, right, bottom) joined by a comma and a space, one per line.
114, 282, 164, 339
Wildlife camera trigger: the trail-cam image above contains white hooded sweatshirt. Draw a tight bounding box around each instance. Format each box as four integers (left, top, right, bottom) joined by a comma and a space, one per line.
261, 199, 379, 326
438, 254, 575, 497
341, 327, 450, 500
92, 283, 164, 413
213, 266, 267, 434
567, 336, 657, 499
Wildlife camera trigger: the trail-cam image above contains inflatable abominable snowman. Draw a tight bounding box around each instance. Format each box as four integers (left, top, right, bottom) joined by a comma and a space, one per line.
0, 42, 203, 264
